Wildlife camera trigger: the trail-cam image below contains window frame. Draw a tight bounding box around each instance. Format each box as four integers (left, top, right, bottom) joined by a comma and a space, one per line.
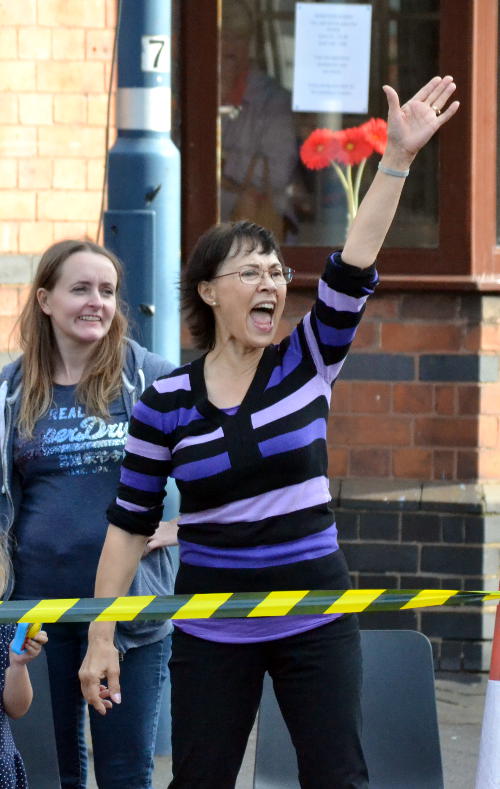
180, 0, 500, 292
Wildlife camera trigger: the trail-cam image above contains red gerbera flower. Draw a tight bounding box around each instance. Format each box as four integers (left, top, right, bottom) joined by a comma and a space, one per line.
359, 117, 388, 154
333, 126, 374, 165
300, 129, 338, 170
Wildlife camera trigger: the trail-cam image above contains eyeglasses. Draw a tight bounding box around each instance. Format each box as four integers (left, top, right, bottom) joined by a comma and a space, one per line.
212, 266, 294, 286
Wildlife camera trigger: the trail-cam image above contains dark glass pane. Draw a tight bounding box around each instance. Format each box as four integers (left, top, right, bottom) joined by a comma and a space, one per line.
219, 0, 440, 248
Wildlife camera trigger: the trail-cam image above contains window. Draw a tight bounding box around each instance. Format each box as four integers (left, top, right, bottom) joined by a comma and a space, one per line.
220, 0, 440, 249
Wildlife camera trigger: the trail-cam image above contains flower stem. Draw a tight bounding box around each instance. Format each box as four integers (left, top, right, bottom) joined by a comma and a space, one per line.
331, 161, 355, 230
353, 158, 367, 215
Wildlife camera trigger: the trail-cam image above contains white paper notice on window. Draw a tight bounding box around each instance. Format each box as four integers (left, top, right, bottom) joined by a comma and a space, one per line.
292, 3, 372, 114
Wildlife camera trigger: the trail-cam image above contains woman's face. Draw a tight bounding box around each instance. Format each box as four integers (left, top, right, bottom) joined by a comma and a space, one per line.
201, 244, 287, 352
37, 250, 118, 353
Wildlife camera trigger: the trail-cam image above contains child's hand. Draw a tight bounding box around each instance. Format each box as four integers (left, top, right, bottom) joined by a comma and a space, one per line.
9, 630, 48, 667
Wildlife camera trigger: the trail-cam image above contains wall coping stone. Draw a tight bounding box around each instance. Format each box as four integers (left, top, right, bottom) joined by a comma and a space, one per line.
338, 478, 421, 511
333, 478, 500, 514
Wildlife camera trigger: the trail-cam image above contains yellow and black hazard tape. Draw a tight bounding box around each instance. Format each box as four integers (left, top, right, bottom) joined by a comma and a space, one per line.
1, 589, 499, 624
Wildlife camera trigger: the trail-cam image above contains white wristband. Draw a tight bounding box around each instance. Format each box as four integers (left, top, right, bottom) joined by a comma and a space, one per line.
378, 162, 410, 178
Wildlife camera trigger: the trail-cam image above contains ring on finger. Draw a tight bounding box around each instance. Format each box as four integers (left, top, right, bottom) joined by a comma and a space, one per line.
431, 105, 441, 116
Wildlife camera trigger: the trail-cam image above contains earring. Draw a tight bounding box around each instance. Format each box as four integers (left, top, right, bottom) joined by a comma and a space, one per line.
212, 301, 218, 306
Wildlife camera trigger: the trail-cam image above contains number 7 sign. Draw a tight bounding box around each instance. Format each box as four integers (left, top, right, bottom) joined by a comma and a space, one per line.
141, 35, 170, 73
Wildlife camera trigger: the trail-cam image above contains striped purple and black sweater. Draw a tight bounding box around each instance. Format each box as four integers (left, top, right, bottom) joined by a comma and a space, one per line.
108, 252, 378, 643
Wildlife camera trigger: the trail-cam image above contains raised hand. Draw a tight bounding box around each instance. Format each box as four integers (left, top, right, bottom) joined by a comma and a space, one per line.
383, 75, 460, 160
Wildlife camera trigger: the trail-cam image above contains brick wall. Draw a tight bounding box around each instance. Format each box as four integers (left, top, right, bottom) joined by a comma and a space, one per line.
332, 478, 500, 671
0, 0, 116, 364
0, 0, 116, 257
284, 287, 500, 483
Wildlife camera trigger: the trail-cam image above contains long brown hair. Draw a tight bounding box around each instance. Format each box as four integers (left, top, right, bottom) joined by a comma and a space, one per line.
17, 239, 128, 436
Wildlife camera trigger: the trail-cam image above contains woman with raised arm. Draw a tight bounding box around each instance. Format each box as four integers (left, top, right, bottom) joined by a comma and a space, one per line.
80, 77, 459, 789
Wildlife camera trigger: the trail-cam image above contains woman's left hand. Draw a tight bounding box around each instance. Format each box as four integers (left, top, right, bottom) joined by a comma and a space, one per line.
143, 518, 179, 555
383, 75, 460, 163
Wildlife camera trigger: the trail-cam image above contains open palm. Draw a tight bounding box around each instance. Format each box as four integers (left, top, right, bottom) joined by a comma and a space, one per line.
384, 76, 459, 157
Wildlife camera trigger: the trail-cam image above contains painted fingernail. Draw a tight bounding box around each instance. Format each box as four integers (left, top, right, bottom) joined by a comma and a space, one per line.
111, 693, 121, 704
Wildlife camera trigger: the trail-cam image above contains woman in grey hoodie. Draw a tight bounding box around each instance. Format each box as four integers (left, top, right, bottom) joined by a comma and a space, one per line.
0, 239, 177, 789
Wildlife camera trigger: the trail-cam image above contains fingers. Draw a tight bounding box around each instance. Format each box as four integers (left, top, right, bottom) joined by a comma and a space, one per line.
408, 75, 448, 104
81, 681, 111, 716
435, 99, 460, 126
382, 84, 400, 114
384, 75, 458, 117
106, 667, 122, 705
79, 656, 121, 716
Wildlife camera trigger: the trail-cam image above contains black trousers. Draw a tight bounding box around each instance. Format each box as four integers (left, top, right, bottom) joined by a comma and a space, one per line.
168, 615, 369, 789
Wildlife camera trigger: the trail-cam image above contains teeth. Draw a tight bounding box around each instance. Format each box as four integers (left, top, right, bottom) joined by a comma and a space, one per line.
79, 316, 101, 321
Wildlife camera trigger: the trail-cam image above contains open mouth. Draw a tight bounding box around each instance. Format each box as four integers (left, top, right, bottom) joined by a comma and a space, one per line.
250, 302, 275, 332
79, 316, 101, 322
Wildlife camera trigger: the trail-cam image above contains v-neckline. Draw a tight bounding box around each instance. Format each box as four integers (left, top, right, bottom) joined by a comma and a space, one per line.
190, 346, 277, 426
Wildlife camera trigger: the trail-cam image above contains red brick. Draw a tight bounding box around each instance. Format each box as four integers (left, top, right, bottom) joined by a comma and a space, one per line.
462, 326, 481, 352
457, 386, 480, 415
365, 294, 400, 320
284, 290, 315, 318
393, 448, 432, 479
274, 318, 294, 344
349, 382, 391, 414
435, 385, 456, 416
180, 322, 195, 349
381, 322, 462, 352
393, 383, 433, 414
327, 447, 348, 477
331, 381, 351, 412
330, 415, 411, 446
433, 450, 456, 481
352, 320, 378, 350
457, 450, 479, 480
414, 417, 477, 448
350, 448, 390, 477
400, 293, 458, 320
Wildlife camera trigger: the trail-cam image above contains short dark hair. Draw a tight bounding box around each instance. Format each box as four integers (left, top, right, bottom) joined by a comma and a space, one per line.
181, 220, 284, 350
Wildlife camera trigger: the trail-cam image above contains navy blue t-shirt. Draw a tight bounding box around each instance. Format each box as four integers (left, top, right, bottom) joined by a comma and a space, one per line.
12, 384, 128, 600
